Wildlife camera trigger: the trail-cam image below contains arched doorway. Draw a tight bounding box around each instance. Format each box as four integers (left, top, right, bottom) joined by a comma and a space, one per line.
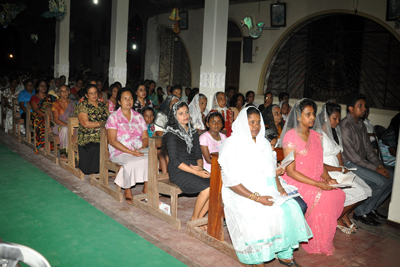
158, 27, 191, 87
262, 13, 400, 110
127, 15, 144, 81
225, 19, 243, 90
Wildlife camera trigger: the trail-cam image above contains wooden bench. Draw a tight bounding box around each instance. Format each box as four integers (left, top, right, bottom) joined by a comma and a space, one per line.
6, 99, 24, 142
22, 102, 36, 150
59, 116, 85, 180
44, 107, 59, 165
132, 136, 182, 229
187, 149, 285, 264
89, 126, 123, 202
0, 96, 5, 130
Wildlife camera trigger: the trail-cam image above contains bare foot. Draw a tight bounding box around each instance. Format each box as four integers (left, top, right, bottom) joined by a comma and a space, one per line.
198, 225, 208, 231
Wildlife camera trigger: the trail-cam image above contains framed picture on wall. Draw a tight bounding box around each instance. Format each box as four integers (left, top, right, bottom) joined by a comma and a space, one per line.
386, 0, 400, 21
270, 3, 286, 27
180, 11, 188, 30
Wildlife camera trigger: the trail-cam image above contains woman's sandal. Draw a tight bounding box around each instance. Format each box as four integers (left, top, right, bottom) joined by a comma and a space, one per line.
124, 195, 133, 205
349, 219, 358, 230
278, 259, 299, 267
337, 225, 355, 235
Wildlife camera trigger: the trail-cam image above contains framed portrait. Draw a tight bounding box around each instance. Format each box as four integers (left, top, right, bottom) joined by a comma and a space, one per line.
386, 0, 400, 21
180, 11, 188, 30
270, 3, 286, 27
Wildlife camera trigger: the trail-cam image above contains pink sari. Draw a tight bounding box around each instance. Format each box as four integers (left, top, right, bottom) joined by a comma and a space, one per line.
281, 129, 345, 255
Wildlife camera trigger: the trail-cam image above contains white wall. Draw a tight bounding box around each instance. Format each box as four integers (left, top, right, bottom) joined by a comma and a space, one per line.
389, 131, 400, 223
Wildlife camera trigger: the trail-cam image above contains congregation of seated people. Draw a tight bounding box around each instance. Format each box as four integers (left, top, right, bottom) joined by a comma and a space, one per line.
2, 69, 398, 267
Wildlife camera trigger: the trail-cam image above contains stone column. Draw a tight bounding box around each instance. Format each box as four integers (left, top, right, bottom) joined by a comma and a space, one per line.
108, 0, 129, 85
199, 0, 229, 111
54, 0, 71, 81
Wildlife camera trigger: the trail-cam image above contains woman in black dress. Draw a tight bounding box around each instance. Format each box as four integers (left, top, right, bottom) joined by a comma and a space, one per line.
162, 101, 211, 221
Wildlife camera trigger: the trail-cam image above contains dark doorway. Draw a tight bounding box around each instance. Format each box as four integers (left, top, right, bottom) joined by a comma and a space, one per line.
127, 15, 144, 81
225, 20, 242, 90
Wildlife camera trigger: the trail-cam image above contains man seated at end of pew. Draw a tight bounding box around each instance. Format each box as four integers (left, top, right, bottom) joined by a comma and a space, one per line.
163, 101, 210, 225
105, 88, 149, 205
51, 85, 76, 160
18, 79, 35, 129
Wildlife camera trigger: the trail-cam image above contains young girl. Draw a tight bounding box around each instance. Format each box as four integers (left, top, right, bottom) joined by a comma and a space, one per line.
200, 111, 227, 173
141, 106, 156, 138
188, 93, 208, 131
211, 91, 233, 137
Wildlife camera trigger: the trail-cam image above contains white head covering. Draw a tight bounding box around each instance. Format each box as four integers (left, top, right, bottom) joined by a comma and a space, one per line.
314, 104, 343, 154
277, 98, 317, 148
211, 91, 228, 114
188, 94, 208, 130
218, 107, 276, 187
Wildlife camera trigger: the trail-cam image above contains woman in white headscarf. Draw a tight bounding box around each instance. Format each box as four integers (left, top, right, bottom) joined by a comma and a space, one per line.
219, 106, 312, 267
188, 93, 208, 131
314, 103, 372, 234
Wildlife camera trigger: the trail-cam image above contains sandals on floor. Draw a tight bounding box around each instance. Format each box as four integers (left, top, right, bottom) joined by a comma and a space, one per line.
349, 219, 358, 230
337, 225, 355, 235
278, 259, 299, 267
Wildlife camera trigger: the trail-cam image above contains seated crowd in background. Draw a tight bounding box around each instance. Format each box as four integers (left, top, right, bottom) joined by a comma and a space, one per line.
1, 67, 397, 267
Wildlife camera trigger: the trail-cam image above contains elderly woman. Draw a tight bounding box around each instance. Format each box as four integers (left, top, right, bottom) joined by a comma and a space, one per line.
279, 101, 290, 124
52, 85, 76, 160
3, 77, 20, 133
211, 91, 233, 137
219, 107, 312, 267
162, 101, 210, 221
315, 103, 372, 234
76, 84, 109, 174
258, 91, 273, 113
279, 99, 345, 255
262, 104, 284, 139
30, 79, 57, 153
106, 88, 149, 204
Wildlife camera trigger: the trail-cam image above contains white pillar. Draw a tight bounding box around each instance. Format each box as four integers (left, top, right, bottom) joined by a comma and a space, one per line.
199, 0, 229, 111
108, 0, 129, 85
144, 16, 160, 83
388, 131, 400, 223
54, 0, 70, 81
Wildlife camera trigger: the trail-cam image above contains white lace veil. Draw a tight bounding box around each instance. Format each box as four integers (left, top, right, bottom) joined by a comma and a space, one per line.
277, 98, 317, 148
211, 91, 228, 113
163, 101, 197, 154
188, 94, 208, 130
313, 104, 343, 152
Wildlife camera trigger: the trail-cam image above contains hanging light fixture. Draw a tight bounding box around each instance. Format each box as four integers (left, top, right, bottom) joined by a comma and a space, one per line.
93, 0, 98, 4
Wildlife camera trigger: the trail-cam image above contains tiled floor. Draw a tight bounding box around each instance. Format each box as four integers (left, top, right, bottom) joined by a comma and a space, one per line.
1, 131, 399, 267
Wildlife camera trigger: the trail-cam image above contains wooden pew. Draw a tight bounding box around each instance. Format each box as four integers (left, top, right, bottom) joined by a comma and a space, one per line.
132, 136, 182, 229
187, 150, 285, 264
5, 99, 24, 142
22, 102, 36, 150
59, 116, 85, 180
89, 126, 123, 202
44, 107, 59, 165
0, 95, 6, 130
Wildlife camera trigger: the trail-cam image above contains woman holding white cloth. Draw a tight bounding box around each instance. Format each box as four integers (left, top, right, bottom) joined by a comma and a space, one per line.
218, 107, 312, 267
314, 103, 372, 234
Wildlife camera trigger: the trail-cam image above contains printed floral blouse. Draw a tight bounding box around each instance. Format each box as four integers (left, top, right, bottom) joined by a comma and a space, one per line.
105, 107, 147, 159
76, 100, 109, 146
133, 99, 153, 114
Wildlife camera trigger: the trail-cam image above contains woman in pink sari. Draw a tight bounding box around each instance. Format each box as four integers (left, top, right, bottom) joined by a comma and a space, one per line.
278, 98, 345, 256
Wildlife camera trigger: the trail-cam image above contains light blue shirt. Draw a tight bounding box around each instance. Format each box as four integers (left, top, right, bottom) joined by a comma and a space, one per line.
17, 89, 35, 114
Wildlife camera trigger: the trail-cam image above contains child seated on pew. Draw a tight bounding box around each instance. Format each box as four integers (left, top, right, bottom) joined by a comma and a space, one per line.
199, 111, 227, 173
141, 106, 156, 138
265, 129, 308, 214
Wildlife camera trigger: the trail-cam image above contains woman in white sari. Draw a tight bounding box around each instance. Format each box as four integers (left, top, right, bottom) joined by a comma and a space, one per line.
314, 103, 372, 234
219, 107, 312, 267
